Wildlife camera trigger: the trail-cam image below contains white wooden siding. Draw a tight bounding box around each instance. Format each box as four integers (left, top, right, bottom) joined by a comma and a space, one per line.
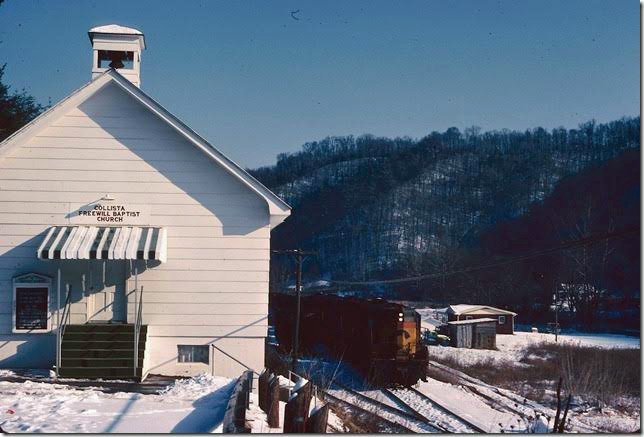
0, 81, 272, 346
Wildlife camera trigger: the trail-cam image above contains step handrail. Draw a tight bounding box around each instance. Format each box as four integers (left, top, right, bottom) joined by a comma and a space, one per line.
56, 284, 72, 377
60, 284, 73, 338
133, 285, 144, 377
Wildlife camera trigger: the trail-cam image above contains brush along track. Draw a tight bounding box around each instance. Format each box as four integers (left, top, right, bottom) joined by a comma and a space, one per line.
387, 386, 486, 433
324, 383, 443, 433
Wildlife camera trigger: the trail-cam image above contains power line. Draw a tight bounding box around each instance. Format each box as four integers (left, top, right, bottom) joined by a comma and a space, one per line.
327, 226, 639, 287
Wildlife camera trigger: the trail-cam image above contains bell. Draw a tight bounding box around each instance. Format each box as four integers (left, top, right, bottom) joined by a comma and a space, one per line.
108, 52, 125, 69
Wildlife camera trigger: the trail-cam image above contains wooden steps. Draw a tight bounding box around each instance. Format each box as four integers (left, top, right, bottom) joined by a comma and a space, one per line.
59, 324, 147, 380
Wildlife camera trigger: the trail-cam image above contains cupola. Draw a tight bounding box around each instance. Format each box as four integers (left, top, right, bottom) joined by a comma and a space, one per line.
88, 24, 146, 87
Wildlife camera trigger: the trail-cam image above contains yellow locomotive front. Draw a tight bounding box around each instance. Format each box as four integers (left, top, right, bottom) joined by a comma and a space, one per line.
395, 308, 420, 359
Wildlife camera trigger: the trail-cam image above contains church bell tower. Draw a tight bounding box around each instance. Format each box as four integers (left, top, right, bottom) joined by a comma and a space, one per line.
88, 24, 146, 87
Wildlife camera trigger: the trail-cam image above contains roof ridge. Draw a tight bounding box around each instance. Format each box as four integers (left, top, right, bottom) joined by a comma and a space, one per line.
105, 69, 291, 215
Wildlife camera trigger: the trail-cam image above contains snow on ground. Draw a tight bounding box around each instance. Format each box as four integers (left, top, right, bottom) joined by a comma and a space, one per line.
414, 378, 522, 433
389, 386, 484, 433
0, 373, 234, 433
425, 360, 641, 433
544, 332, 640, 349
424, 330, 640, 432
359, 389, 404, 411
245, 386, 346, 433
246, 393, 286, 433
428, 331, 640, 368
325, 386, 437, 433
0, 369, 52, 379
504, 330, 640, 350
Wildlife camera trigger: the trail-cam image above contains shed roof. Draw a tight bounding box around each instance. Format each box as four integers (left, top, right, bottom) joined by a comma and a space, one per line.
0, 69, 291, 226
448, 304, 517, 316
448, 318, 497, 325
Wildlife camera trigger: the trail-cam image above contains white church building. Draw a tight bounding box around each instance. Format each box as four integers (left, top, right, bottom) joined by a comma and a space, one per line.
0, 25, 290, 380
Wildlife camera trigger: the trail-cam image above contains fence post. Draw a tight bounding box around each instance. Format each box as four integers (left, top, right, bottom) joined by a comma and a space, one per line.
258, 369, 270, 413
222, 370, 253, 433
284, 381, 312, 433
306, 404, 329, 433
268, 375, 280, 428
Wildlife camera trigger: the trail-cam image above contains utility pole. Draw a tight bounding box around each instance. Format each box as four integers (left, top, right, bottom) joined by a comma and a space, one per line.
554, 280, 559, 342
271, 249, 316, 372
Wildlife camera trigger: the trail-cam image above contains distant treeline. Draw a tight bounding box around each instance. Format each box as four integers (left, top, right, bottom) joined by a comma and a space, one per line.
251, 117, 640, 329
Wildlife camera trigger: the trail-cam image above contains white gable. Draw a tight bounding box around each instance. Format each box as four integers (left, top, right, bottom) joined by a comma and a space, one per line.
0, 70, 290, 228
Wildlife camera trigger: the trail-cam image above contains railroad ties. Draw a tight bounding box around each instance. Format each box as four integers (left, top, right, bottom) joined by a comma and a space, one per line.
322, 382, 484, 433
387, 386, 486, 433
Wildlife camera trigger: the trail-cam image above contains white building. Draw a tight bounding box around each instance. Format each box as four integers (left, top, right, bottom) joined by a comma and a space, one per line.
0, 25, 290, 380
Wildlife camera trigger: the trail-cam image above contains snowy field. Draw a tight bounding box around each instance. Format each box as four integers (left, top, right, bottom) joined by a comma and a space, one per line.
425, 331, 640, 433
0, 373, 235, 433
500, 331, 640, 353
533, 331, 641, 349
428, 331, 639, 368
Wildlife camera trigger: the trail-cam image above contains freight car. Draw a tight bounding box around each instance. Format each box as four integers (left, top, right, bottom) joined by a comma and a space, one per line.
269, 292, 429, 386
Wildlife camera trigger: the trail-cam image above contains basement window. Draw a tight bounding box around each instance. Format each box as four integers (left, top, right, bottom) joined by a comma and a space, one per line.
499, 316, 506, 324
177, 345, 209, 364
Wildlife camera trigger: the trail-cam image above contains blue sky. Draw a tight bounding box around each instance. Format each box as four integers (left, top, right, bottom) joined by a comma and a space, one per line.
0, 0, 638, 168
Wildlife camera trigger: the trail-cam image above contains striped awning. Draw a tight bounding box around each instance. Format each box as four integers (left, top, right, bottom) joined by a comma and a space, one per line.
37, 226, 167, 263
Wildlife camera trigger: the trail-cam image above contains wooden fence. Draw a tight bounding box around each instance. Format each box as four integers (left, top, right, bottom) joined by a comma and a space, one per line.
258, 368, 329, 433
222, 370, 253, 433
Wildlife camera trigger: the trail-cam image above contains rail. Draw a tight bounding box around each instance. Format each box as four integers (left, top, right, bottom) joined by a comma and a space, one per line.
321, 390, 415, 433
334, 381, 444, 431
405, 386, 486, 433
133, 285, 144, 378
56, 284, 72, 378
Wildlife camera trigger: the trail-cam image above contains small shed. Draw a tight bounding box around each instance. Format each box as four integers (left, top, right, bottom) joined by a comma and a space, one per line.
447, 304, 517, 334
448, 318, 497, 349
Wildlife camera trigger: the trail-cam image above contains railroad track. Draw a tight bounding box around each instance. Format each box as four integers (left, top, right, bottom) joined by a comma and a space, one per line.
321, 390, 416, 433
324, 383, 444, 433
326, 381, 491, 433
387, 386, 486, 433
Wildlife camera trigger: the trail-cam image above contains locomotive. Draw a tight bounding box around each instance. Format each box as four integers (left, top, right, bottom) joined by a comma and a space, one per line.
269, 292, 429, 386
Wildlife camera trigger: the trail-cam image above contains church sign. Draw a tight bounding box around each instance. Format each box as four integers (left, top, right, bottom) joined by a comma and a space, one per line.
70, 203, 151, 225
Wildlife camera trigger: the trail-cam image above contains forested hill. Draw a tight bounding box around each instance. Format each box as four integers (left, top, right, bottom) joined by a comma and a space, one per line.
250, 117, 640, 303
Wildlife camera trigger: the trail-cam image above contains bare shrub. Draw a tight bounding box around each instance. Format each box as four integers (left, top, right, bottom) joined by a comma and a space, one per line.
431, 342, 640, 411
554, 343, 638, 405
